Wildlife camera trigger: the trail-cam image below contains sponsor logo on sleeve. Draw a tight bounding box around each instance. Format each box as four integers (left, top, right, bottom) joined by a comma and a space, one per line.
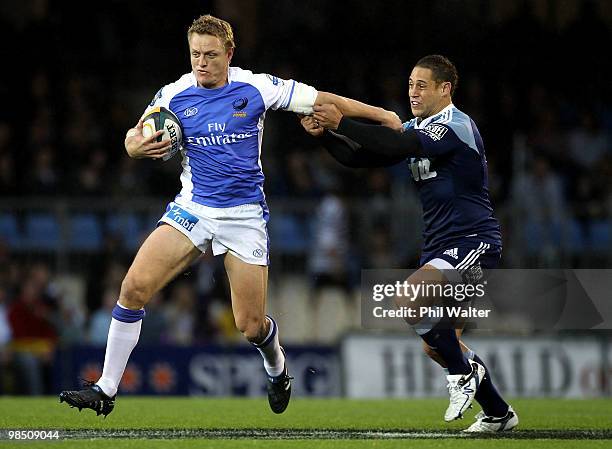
420, 124, 448, 141
265, 74, 283, 86
149, 88, 163, 106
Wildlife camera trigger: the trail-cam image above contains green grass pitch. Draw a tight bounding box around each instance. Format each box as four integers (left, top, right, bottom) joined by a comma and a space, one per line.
0, 397, 611, 448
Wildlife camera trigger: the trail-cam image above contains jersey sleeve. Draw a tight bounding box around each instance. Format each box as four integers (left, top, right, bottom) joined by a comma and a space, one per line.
414, 124, 462, 157
231, 67, 318, 114
402, 119, 417, 131
143, 73, 194, 117
321, 131, 404, 168
336, 117, 425, 159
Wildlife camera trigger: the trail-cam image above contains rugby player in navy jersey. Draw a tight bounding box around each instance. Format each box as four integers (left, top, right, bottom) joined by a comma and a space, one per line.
59, 14, 401, 417
302, 55, 518, 432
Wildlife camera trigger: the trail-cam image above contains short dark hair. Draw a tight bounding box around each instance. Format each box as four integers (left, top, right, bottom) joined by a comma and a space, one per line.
415, 55, 458, 95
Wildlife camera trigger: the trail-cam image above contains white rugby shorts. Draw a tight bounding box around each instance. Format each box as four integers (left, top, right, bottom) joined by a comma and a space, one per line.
158, 198, 270, 265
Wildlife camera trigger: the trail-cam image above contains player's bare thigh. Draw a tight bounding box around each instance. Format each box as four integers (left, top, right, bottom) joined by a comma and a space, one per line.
395, 263, 448, 326
224, 252, 268, 342
119, 224, 201, 309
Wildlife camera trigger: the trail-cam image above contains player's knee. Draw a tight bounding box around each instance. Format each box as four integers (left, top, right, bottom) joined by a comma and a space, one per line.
394, 294, 422, 326
235, 313, 265, 342
119, 275, 152, 309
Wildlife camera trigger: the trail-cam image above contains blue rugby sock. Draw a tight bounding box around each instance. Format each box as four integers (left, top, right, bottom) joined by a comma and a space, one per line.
420, 328, 471, 375
471, 353, 509, 417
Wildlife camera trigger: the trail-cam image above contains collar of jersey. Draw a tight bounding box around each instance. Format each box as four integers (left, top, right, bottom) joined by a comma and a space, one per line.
192, 70, 235, 96
194, 82, 233, 96
415, 103, 455, 129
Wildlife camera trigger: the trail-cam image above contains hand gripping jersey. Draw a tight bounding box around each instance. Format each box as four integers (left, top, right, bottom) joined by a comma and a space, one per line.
402, 104, 501, 258
147, 67, 317, 207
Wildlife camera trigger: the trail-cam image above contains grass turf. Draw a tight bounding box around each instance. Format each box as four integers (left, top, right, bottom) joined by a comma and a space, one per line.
5, 441, 612, 449
0, 397, 610, 448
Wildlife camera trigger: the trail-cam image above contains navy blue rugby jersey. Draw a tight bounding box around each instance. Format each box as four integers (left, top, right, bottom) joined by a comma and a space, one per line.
402, 104, 501, 255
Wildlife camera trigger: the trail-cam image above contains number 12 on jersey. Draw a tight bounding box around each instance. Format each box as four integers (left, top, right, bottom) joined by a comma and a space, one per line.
409, 158, 437, 181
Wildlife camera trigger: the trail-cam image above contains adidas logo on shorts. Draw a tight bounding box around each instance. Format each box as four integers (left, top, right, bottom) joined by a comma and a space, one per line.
443, 248, 458, 259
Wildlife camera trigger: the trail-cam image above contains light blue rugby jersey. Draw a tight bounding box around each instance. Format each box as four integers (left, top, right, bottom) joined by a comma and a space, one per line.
147, 67, 316, 208
402, 104, 502, 258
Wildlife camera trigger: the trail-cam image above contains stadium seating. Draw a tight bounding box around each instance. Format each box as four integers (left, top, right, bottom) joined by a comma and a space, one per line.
68, 214, 103, 251
587, 220, 611, 253
563, 218, 585, 253
523, 220, 562, 254
268, 214, 310, 254
106, 213, 144, 251
0, 213, 20, 248
22, 213, 61, 250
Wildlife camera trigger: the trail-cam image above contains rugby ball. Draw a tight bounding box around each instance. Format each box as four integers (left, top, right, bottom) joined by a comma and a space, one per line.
142, 107, 183, 161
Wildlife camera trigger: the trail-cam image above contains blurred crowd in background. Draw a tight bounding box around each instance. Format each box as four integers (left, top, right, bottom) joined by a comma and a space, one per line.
1, 0, 612, 393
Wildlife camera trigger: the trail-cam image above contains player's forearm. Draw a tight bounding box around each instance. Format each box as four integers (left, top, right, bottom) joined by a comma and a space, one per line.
336, 118, 425, 159
321, 133, 367, 168
321, 131, 399, 168
315, 91, 388, 123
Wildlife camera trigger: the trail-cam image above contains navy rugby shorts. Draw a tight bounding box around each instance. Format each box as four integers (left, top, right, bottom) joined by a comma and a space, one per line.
420, 241, 502, 284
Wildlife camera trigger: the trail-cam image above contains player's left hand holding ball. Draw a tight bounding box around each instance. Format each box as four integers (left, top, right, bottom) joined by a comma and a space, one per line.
124, 118, 172, 160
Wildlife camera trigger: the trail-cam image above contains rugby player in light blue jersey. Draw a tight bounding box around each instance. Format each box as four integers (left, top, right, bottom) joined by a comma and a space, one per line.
303, 55, 518, 432
60, 14, 401, 417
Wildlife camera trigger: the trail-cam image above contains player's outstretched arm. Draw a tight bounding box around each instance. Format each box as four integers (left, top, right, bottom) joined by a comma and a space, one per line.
315, 91, 402, 131
124, 119, 172, 160
313, 104, 425, 159
300, 115, 402, 168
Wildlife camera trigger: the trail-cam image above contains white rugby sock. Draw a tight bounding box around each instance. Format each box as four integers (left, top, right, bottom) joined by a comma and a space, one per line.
96, 304, 143, 397
254, 316, 285, 377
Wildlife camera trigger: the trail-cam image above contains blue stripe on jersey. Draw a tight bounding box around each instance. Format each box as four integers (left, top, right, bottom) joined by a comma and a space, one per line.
169, 82, 267, 207
282, 80, 296, 109
444, 109, 478, 153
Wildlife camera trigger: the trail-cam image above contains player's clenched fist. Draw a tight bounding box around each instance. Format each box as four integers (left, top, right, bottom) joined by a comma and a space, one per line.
379, 110, 402, 131
124, 118, 172, 160
299, 115, 325, 137
313, 104, 343, 130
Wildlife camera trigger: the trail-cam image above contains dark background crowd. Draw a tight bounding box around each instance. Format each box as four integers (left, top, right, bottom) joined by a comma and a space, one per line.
1, 0, 611, 203
0, 0, 611, 393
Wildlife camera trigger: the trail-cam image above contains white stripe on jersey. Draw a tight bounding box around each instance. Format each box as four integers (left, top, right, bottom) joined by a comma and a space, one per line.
178, 147, 194, 201
415, 103, 454, 129
438, 107, 453, 125
256, 113, 265, 173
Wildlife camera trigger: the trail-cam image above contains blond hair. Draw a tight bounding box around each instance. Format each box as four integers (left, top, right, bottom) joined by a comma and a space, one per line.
187, 14, 235, 50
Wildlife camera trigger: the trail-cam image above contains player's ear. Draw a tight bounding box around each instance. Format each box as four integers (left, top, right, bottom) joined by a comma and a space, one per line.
226, 47, 234, 64
441, 81, 452, 97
